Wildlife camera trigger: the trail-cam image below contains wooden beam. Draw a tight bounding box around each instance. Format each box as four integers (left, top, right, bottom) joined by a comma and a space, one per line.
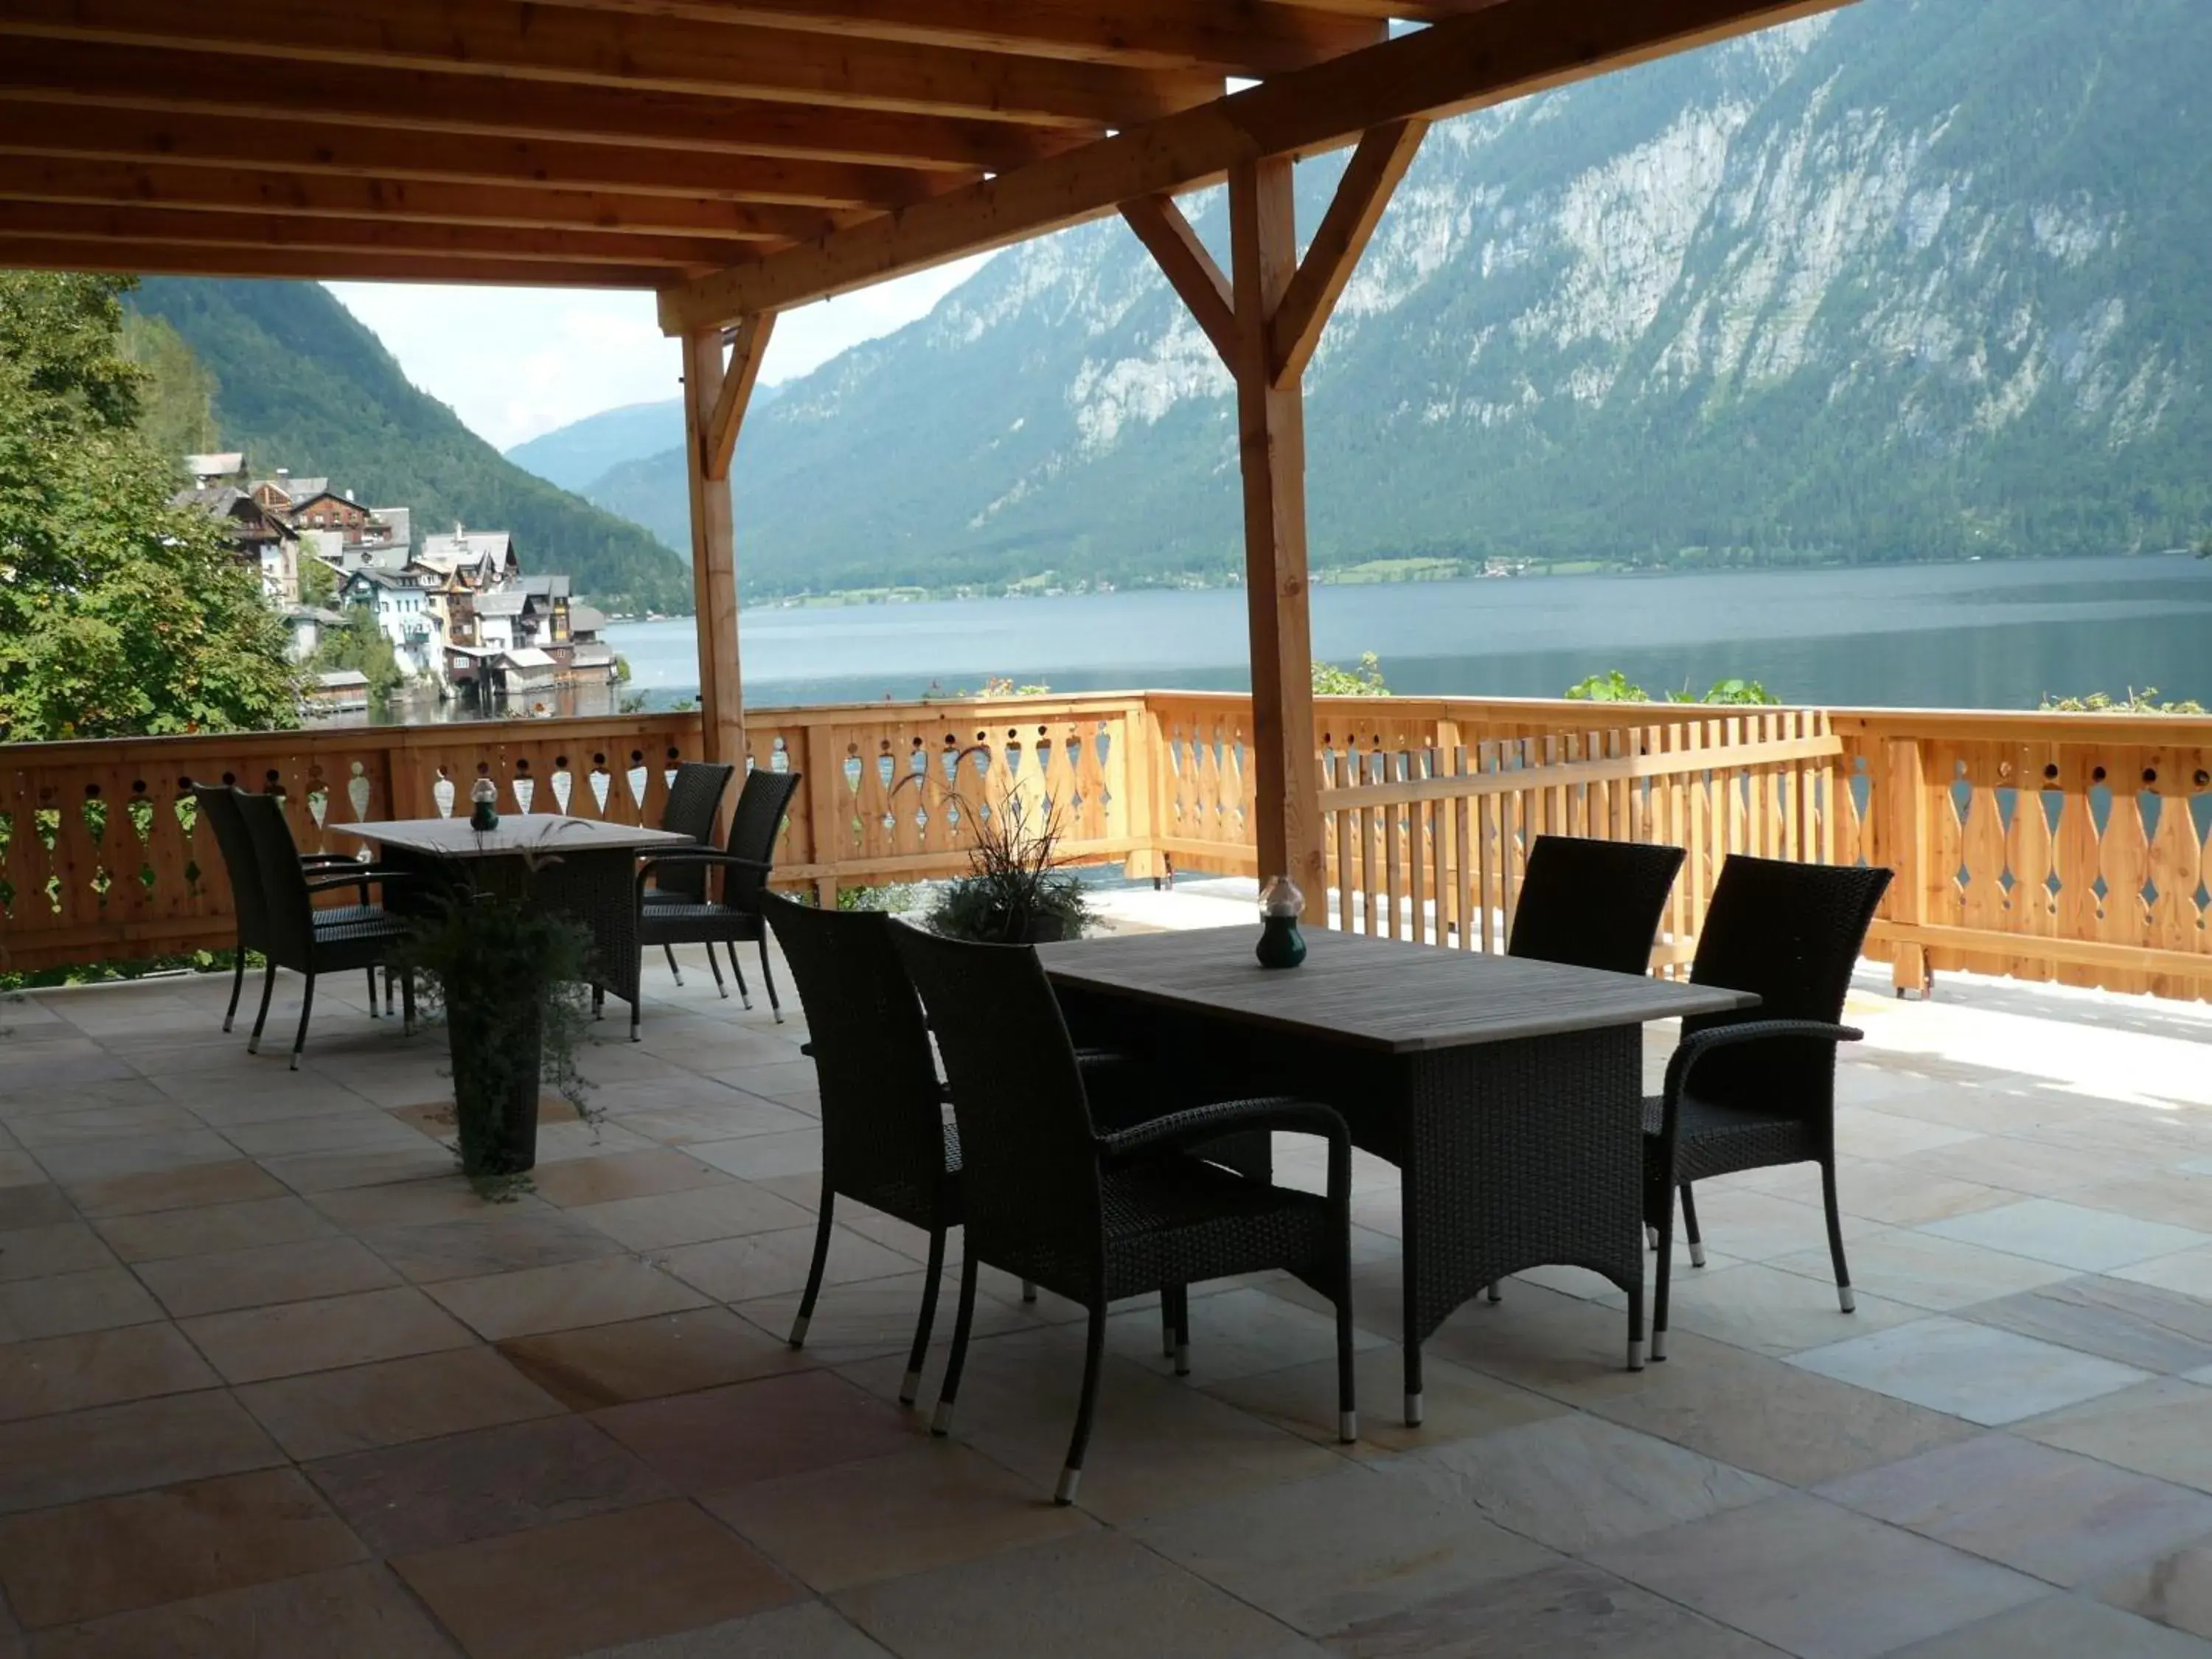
0, 201, 759, 268
682, 326, 747, 776
0, 40, 1074, 173
703, 316, 776, 482
0, 0, 1220, 128
0, 101, 949, 209
661, 0, 1845, 328
1119, 195, 1237, 366
1268, 118, 1426, 386
0, 236, 672, 286
532, 0, 1386, 76
0, 155, 837, 242
1228, 153, 1325, 918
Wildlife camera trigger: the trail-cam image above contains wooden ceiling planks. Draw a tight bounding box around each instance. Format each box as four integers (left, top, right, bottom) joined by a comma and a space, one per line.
0, 0, 1844, 292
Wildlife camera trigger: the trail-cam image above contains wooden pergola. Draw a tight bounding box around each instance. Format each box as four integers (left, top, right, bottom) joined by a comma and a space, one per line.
0, 0, 1840, 908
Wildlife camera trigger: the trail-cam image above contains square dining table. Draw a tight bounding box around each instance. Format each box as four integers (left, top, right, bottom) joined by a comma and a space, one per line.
340, 815, 691, 1032
1039, 925, 1758, 1425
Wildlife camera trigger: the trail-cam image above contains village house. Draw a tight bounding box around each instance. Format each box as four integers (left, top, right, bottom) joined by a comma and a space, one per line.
170, 483, 300, 603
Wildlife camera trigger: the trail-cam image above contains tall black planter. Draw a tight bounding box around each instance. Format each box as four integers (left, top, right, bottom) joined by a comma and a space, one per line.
448, 1002, 541, 1175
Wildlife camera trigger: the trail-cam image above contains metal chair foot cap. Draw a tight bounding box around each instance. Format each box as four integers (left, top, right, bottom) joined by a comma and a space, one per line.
1485, 1283, 1501, 1304
717, 985, 730, 1001
670, 970, 683, 986
1629, 1338, 1647, 1371
740, 997, 752, 1010
288, 1056, 300, 1071
1646, 1225, 1658, 1250
1650, 1329, 1668, 1362
1338, 1411, 1358, 1444
899, 1368, 922, 1407
771, 1010, 784, 1023
1839, 1287, 1857, 1314
1054, 1467, 1081, 1505
1173, 1343, 1191, 1377
930, 1401, 955, 1437
787, 1316, 809, 1347
222, 1019, 234, 1033
1020, 1281, 1037, 1303
1689, 1243, 1708, 1269
1403, 1391, 1424, 1428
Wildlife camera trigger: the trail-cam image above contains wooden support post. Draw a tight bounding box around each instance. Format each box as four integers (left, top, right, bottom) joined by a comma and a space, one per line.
1885, 737, 1932, 996
1228, 154, 1324, 915
681, 315, 775, 787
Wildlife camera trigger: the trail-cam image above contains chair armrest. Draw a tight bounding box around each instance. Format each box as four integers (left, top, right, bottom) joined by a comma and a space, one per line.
1099, 1096, 1347, 1160
1657, 1018, 1863, 1134
635, 850, 773, 892
299, 852, 360, 867
304, 866, 425, 898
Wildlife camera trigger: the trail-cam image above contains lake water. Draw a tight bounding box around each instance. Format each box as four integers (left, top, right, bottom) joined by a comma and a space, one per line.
602, 555, 2212, 712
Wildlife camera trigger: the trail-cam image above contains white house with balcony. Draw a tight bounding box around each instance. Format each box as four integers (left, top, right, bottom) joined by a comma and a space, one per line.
338, 566, 445, 680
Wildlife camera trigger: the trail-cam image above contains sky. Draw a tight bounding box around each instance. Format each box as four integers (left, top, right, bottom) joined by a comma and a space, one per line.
326, 254, 991, 453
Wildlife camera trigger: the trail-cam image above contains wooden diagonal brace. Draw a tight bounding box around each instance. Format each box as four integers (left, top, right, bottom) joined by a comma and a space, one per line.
1269, 119, 1427, 388
701, 313, 776, 481
1119, 192, 1237, 368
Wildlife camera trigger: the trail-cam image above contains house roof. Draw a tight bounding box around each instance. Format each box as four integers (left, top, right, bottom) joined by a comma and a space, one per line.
184, 451, 243, 476
518, 573, 569, 600
501, 647, 556, 669
568, 604, 608, 635
475, 591, 526, 617
251, 476, 328, 503
420, 530, 512, 573
314, 669, 370, 689
372, 507, 411, 547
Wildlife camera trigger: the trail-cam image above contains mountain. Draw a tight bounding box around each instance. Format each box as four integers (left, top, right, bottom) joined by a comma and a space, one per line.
128, 279, 694, 613
505, 399, 681, 493
582, 0, 2212, 599
506, 384, 781, 496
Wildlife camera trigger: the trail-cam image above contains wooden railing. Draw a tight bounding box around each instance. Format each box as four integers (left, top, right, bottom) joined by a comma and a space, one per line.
7, 693, 2209, 1005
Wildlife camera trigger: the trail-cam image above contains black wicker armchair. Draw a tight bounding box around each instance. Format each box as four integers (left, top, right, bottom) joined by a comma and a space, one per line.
632, 768, 802, 1035
1509, 835, 1686, 975
891, 925, 1357, 1506
192, 782, 382, 1034
1646, 855, 1893, 1360
639, 759, 734, 986
232, 790, 421, 1069
760, 893, 961, 1405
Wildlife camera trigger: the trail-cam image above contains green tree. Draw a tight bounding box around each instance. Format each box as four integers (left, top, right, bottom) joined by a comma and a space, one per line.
308, 607, 402, 700
298, 552, 338, 607
1312, 653, 1389, 696
1565, 670, 1780, 706
119, 310, 218, 470
0, 271, 298, 742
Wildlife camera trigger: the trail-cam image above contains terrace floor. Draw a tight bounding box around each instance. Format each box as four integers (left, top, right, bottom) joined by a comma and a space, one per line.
4, 891, 2212, 1657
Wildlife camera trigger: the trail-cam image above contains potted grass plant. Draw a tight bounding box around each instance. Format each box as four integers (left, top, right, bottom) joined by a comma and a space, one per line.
925, 793, 1092, 945
394, 878, 594, 1181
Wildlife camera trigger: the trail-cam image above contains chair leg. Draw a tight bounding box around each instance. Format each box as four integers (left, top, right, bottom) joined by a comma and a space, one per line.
728, 943, 751, 1010
1626, 1279, 1647, 1372
705, 945, 728, 1001
400, 970, 415, 1037
758, 936, 783, 1023
1057, 1299, 1108, 1506
1651, 1189, 1677, 1363
1821, 1158, 1856, 1314
931, 1257, 981, 1438
223, 951, 247, 1033
288, 971, 316, 1071
364, 965, 380, 1018
788, 1183, 835, 1349
1335, 1278, 1357, 1443
1170, 1286, 1191, 1377
1160, 1298, 1175, 1357
247, 961, 277, 1054
1485, 1282, 1501, 1304
1020, 1279, 1037, 1303
662, 944, 684, 987
901, 1225, 947, 1407
1680, 1181, 1706, 1270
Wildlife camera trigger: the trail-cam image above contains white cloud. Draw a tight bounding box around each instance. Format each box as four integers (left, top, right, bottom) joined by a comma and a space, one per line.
325, 254, 991, 451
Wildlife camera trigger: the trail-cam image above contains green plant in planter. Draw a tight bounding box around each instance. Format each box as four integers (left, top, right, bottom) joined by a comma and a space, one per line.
925, 790, 1092, 945
392, 883, 596, 1189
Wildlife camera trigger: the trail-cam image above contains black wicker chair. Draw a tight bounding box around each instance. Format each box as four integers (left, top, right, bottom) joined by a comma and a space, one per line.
633, 768, 802, 1035
191, 782, 380, 1034
1509, 835, 1686, 975
1646, 855, 1893, 1360
891, 925, 1357, 1506
760, 892, 962, 1405
639, 760, 734, 986
232, 790, 421, 1069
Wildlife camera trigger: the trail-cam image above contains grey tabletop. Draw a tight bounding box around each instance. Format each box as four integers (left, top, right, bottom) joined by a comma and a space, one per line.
1038, 925, 1759, 1054
339, 817, 691, 859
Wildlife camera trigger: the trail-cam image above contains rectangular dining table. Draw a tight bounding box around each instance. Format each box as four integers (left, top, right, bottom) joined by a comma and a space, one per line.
340, 815, 690, 1032
1039, 925, 1757, 1425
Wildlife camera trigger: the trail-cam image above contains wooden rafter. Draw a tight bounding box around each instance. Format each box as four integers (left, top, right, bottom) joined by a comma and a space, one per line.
1268, 118, 1427, 386
661, 0, 1843, 329
0, 41, 1076, 173
0, 0, 1222, 128
0, 102, 951, 209
529, 0, 1387, 76
0, 156, 838, 243
0, 237, 672, 287
1119, 195, 1237, 366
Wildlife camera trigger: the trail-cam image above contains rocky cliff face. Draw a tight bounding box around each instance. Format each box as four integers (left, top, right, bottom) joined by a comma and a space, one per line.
574, 0, 2210, 596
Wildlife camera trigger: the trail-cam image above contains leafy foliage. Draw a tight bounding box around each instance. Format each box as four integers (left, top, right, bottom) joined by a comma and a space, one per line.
2037, 687, 2208, 714
298, 552, 338, 606
127, 279, 694, 614
119, 311, 218, 470
0, 271, 298, 742
307, 607, 403, 700
925, 791, 1091, 943
1566, 671, 1780, 706
1312, 653, 1390, 696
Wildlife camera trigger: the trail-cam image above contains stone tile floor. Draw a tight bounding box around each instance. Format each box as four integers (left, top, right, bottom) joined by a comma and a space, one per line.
3, 903, 2212, 1656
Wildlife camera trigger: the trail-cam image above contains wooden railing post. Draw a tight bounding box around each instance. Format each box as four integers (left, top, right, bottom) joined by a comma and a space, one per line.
802, 718, 841, 908
1121, 698, 1162, 881
1884, 737, 1933, 997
